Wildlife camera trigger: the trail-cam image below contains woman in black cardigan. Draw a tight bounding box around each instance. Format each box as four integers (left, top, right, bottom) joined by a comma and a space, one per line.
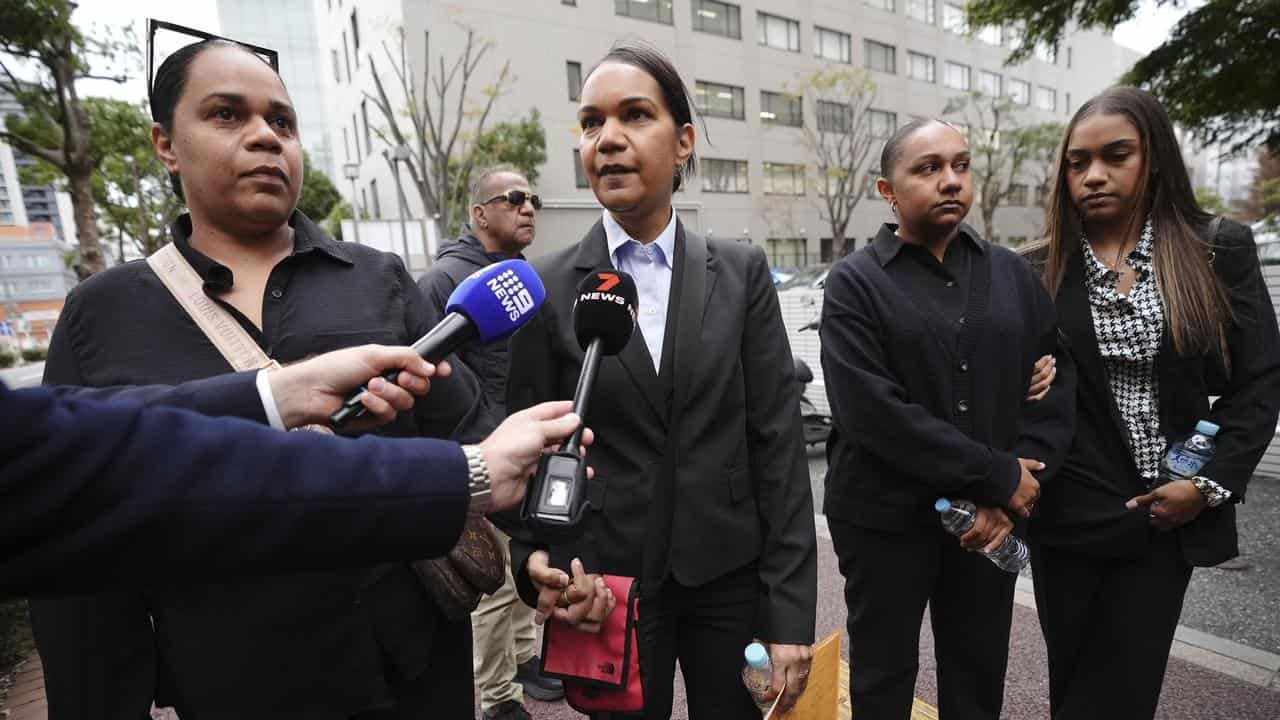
1028, 87, 1280, 719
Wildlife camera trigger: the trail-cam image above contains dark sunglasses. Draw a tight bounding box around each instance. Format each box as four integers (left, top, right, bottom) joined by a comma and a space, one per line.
146, 19, 279, 108
483, 190, 542, 211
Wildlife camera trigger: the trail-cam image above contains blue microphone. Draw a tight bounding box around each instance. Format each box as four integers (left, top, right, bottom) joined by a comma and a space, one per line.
330, 259, 546, 426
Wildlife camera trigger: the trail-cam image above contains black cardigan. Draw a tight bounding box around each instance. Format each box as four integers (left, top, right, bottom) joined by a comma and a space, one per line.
1030, 218, 1280, 567
820, 223, 1077, 531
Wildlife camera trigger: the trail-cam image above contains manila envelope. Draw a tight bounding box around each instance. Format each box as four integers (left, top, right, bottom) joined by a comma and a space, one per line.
766, 631, 840, 720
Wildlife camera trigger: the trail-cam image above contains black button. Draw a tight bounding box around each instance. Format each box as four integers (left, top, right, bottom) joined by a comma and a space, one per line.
958, 316, 966, 325
957, 400, 969, 413
946, 280, 956, 287
270, 288, 284, 299
959, 360, 969, 373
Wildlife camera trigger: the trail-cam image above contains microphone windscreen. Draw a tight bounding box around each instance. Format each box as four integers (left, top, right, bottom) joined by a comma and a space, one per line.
573, 270, 638, 355
446, 259, 547, 343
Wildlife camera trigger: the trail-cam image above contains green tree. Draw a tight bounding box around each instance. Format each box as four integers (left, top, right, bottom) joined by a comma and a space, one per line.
0, 0, 133, 276
789, 67, 879, 256
323, 200, 352, 241
944, 91, 1061, 242
445, 109, 547, 235
965, 0, 1280, 155
296, 151, 342, 223
1195, 187, 1231, 218
1241, 149, 1280, 226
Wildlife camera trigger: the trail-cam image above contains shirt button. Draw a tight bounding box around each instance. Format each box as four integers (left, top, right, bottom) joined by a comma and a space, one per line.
959, 360, 969, 373
945, 280, 956, 288
957, 400, 969, 414
270, 288, 283, 299
957, 316, 966, 325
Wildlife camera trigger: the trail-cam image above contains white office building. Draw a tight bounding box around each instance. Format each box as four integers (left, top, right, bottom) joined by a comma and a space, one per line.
317, 0, 1141, 266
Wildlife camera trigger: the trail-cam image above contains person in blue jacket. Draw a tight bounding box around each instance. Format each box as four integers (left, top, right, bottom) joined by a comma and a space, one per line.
0, 343, 590, 598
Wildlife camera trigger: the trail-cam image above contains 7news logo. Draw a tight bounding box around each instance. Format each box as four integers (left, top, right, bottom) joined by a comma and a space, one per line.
486, 269, 536, 322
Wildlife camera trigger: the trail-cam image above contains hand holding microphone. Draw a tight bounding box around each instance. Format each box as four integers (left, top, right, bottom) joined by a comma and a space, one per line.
521, 270, 637, 540
331, 259, 546, 426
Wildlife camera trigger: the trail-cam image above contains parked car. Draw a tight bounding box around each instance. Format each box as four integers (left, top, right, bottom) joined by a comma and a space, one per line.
1253, 220, 1280, 264
777, 264, 831, 291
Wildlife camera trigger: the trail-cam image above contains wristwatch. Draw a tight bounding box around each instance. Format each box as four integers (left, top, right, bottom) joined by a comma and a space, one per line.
463, 445, 492, 516
1192, 476, 1232, 508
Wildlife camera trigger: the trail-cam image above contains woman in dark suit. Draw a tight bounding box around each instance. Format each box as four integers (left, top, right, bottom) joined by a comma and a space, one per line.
1028, 87, 1280, 719
506, 42, 817, 719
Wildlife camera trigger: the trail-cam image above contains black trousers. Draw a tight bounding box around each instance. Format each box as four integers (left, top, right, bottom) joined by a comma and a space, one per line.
1031, 532, 1192, 720
591, 563, 760, 720
829, 518, 1016, 720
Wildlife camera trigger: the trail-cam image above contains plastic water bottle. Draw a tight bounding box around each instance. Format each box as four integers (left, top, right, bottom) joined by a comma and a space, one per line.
742, 642, 773, 714
1154, 420, 1219, 490
935, 498, 1030, 573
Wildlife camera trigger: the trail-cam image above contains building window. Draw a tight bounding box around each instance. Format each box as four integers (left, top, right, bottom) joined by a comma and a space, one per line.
573, 150, 589, 188
702, 158, 749, 193
1065, 91, 1072, 114
942, 3, 967, 34
760, 91, 803, 127
865, 170, 882, 199
615, 0, 673, 25
864, 40, 896, 74
977, 26, 1002, 45
1009, 78, 1031, 105
342, 31, 352, 81
866, 0, 895, 11
567, 61, 582, 101
361, 100, 372, 155
342, 127, 351, 163
762, 162, 805, 195
767, 238, 806, 267
563, 0, 576, 5
908, 51, 936, 82
695, 80, 746, 120
331, 49, 341, 83
814, 27, 852, 64
692, 0, 741, 39
978, 70, 1002, 97
820, 237, 834, 262
369, 179, 381, 218
352, 115, 361, 162
944, 61, 971, 91
1035, 43, 1057, 64
350, 9, 360, 66
907, 0, 935, 24
817, 100, 853, 133
1067, 46, 1073, 69
758, 12, 800, 52
1036, 86, 1057, 111
360, 188, 368, 217
1008, 184, 1029, 206
869, 109, 897, 139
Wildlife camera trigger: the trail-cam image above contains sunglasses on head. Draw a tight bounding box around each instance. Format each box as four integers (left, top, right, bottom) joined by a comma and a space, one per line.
146, 19, 279, 108
483, 189, 542, 211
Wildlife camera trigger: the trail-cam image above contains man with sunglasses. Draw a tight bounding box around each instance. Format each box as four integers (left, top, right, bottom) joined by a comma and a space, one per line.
417, 165, 560, 720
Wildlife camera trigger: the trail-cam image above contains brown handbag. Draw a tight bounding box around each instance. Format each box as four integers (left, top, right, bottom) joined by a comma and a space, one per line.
410, 515, 506, 620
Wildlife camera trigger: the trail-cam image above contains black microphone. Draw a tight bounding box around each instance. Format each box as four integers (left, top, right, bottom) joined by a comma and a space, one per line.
521, 270, 637, 540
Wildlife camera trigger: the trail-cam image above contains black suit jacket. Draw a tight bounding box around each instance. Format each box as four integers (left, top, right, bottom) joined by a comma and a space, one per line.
0, 377, 468, 598
1032, 219, 1280, 567
506, 218, 817, 645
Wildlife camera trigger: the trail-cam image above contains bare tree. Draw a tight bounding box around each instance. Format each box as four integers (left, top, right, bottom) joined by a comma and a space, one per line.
944, 91, 1059, 242
364, 25, 511, 247
789, 68, 878, 257
0, 0, 133, 277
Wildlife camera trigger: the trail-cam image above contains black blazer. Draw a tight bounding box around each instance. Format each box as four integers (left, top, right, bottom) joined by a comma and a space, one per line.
1032, 219, 1280, 567
506, 218, 817, 645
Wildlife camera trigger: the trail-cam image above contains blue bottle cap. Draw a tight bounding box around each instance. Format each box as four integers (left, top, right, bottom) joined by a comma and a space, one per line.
934, 498, 952, 513
745, 643, 769, 669
1195, 420, 1220, 437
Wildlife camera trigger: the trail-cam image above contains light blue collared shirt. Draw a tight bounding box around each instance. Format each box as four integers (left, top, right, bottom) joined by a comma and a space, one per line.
603, 209, 677, 373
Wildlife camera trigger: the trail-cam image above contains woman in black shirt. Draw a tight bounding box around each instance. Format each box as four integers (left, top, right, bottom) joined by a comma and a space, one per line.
31, 38, 484, 719
1028, 87, 1280, 719
820, 118, 1075, 719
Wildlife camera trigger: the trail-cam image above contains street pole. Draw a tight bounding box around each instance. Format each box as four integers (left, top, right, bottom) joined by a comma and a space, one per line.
388, 146, 413, 273
343, 163, 362, 245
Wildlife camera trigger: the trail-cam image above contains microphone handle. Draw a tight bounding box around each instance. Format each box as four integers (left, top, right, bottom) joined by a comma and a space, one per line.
562, 337, 603, 455
330, 312, 477, 427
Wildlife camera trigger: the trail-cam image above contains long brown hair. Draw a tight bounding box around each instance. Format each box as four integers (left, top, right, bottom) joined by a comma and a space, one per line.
1039, 87, 1231, 358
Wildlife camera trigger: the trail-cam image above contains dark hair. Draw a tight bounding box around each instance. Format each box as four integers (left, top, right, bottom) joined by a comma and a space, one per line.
879, 118, 965, 178
470, 164, 526, 207
587, 41, 702, 191
150, 39, 279, 200
1039, 86, 1230, 358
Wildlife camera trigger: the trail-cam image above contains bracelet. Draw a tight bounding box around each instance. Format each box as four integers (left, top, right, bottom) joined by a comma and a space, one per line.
463, 445, 492, 516
1192, 476, 1232, 508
